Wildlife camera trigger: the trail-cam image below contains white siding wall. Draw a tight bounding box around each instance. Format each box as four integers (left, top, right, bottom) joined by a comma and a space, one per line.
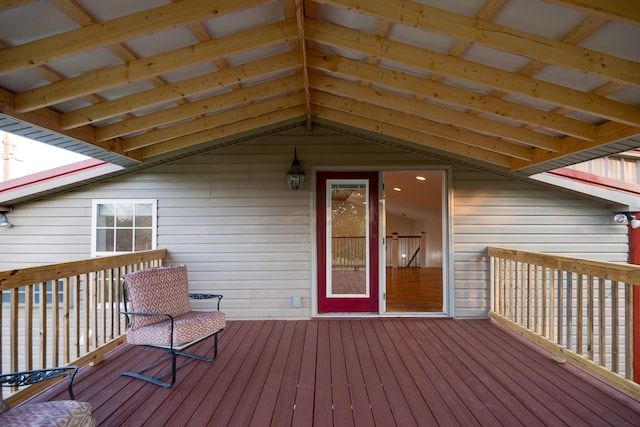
0, 129, 629, 319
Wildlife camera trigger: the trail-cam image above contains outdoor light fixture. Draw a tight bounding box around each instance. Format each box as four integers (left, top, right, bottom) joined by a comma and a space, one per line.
0, 207, 12, 228
614, 213, 640, 229
286, 147, 305, 190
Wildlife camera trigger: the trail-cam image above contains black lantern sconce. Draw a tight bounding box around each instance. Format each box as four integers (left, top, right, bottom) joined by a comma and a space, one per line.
286, 147, 305, 190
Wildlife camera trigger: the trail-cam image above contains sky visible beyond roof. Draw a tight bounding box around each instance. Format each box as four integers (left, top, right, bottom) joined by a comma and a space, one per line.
1, 131, 90, 181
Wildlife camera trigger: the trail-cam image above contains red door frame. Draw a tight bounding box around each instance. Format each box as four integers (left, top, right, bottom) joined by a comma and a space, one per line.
316, 171, 379, 313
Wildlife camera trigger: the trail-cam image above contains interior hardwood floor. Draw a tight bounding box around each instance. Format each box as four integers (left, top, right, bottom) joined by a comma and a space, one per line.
386, 268, 443, 312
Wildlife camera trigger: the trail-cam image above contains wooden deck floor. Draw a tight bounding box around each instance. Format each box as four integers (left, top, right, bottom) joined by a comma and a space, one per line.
30, 318, 640, 426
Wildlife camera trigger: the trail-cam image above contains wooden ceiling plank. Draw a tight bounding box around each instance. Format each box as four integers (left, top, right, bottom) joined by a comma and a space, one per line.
0, 0, 274, 76
61, 51, 301, 130
98, 74, 304, 142
511, 121, 640, 171
307, 50, 596, 141
308, 20, 640, 127
16, 19, 297, 114
313, 90, 534, 160
140, 105, 306, 159
314, 105, 513, 168
319, 0, 640, 87
0, 1, 38, 13
310, 72, 562, 151
542, 0, 640, 28
123, 91, 305, 151
0, 87, 140, 162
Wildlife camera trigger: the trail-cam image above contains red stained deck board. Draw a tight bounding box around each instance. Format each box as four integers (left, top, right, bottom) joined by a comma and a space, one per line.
24, 318, 640, 427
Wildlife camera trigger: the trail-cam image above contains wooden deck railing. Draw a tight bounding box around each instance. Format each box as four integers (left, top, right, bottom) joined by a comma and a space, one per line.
0, 249, 167, 398
488, 246, 640, 398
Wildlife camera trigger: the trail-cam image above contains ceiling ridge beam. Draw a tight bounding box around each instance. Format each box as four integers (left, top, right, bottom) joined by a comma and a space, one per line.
313, 105, 513, 169
0, 0, 276, 76
310, 72, 561, 151
140, 105, 306, 159
312, 90, 534, 161
60, 51, 301, 130
307, 19, 640, 127
123, 91, 306, 151
317, 0, 640, 87
307, 50, 596, 141
97, 74, 304, 142
15, 19, 298, 114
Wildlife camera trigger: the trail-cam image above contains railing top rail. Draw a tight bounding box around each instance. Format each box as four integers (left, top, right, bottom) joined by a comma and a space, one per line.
487, 246, 640, 284
0, 249, 168, 290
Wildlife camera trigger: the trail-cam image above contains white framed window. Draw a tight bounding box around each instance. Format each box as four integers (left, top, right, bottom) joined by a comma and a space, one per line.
91, 200, 157, 257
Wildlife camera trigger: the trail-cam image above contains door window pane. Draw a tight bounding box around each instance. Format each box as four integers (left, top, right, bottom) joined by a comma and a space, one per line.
328, 181, 369, 297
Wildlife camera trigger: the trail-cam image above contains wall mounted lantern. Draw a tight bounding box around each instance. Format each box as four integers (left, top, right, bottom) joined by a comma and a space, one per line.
286, 147, 305, 190
0, 207, 12, 228
614, 212, 640, 229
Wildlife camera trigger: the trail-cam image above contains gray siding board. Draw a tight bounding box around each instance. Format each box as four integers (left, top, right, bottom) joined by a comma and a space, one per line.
0, 132, 629, 320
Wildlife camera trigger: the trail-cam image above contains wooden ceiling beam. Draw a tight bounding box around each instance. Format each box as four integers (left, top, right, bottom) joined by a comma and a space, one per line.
0, 0, 273, 76
307, 50, 596, 141
140, 105, 306, 159
307, 20, 640, 127
61, 51, 301, 130
310, 73, 561, 151
123, 91, 305, 151
15, 19, 297, 114
312, 90, 534, 161
512, 120, 640, 171
542, 0, 640, 28
98, 74, 304, 142
318, 0, 640, 87
314, 105, 513, 169
0, 87, 140, 162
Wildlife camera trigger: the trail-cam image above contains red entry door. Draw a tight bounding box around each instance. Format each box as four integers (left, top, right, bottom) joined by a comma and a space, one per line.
317, 172, 379, 313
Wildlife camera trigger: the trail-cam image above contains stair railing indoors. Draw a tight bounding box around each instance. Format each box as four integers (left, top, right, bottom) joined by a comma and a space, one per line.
488, 246, 640, 398
0, 249, 167, 400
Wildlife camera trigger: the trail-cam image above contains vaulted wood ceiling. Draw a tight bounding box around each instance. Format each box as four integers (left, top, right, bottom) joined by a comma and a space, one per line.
0, 0, 638, 176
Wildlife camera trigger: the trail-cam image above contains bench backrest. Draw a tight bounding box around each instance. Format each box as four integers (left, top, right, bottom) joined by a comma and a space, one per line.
123, 265, 192, 329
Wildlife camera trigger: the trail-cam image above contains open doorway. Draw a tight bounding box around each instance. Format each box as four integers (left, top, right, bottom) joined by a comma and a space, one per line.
384, 170, 445, 313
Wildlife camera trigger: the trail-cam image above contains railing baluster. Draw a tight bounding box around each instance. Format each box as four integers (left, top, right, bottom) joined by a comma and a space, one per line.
566, 271, 572, 350
52, 279, 60, 367
587, 276, 594, 361
612, 281, 619, 373
25, 284, 33, 370
598, 277, 606, 367
576, 274, 583, 357
39, 281, 47, 368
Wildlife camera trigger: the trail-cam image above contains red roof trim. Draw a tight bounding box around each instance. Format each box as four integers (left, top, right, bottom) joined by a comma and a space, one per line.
0, 159, 107, 193
547, 168, 640, 196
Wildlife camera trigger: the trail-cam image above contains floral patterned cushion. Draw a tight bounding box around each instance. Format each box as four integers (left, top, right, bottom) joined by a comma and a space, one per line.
0, 400, 95, 427
126, 310, 226, 347
123, 265, 192, 329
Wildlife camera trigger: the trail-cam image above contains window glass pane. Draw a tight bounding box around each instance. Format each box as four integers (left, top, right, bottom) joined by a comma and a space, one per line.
97, 204, 115, 227
135, 203, 153, 227
116, 229, 133, 252
135, 229, 152, 251
116, 204, 134, 227
96, 229, 113, 252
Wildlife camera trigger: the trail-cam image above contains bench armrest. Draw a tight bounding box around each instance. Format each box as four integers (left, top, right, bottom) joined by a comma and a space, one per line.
0, 366, 78, 399
188, 293, 223, 311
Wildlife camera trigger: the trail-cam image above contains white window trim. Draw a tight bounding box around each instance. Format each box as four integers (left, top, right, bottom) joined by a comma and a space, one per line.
91, 199, 157, 257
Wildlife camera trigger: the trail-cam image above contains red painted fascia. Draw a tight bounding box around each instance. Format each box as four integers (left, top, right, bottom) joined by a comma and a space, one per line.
0, 158, 107, 193
547, 168, 640, 196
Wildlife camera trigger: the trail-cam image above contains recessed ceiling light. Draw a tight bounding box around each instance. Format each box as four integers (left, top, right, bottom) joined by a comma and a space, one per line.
393, 187, 402, 192
416, 176, 426, 181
